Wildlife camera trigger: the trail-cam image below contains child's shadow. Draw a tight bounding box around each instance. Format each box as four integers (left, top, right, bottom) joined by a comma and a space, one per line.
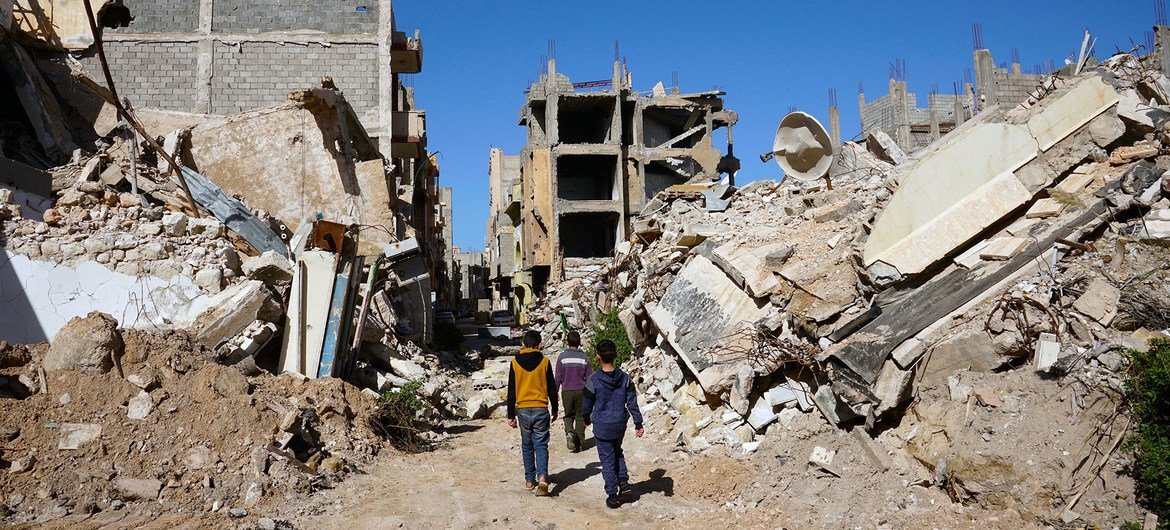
549, 462, 601, 496
627, 469, 674, 501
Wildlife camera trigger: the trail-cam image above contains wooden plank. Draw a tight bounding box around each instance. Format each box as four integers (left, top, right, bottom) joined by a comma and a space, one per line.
1054, 171, 1095, 194
979, 237, 1030, 260
1025, 198, 1067, 219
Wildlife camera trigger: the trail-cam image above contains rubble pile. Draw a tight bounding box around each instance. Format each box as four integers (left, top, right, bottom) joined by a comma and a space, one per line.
0, 17, 465, 526
0, 320, 383, 524
521, 51, 1170, 525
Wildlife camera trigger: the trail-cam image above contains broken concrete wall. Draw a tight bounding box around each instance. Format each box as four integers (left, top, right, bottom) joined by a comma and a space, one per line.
11, 0, 114, 50
863, 75, 1122, 277
0, 249, 210, 343
649, 255, 768, 376
184, 93, 394, 254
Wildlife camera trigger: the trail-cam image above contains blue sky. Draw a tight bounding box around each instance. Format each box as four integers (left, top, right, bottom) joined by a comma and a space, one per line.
394, 0, 1155, 252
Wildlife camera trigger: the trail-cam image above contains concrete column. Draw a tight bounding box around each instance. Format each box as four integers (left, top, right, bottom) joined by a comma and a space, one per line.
828, 105, 841, 151
953, 94, 965, 127
377, 0, 394, 159
929, 110, 940, 141
974, 49, 997, 112
195, 0, 214, 113
1157, 26, 1170, 77
857, 91, 866, 133
893, 80, 910, 151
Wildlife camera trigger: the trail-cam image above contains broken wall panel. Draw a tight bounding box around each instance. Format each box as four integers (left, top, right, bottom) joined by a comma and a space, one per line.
12, 0, 110, 50
649, 255, 768, 377
0, 250, 210, 343
863, 75, 1121, 277
183, 96, 394, 252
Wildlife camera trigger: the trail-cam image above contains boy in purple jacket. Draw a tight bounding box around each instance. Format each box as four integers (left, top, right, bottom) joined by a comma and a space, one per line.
582, 339, 644, 509
555, 331, 591, 452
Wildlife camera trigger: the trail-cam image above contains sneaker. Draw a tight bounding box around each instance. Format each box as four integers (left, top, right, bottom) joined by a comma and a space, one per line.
619, 481, 632, 497
566, 434, 577, 452
523, 481, 536, 492
606, 495, 621, 509
534, 480, 550, 497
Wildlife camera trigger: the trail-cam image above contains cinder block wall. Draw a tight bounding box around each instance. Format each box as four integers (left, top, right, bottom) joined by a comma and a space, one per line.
76, 0, 381, 118
211, 0, 379, 34
210, 42, 378, 115
87, 42, 201, 110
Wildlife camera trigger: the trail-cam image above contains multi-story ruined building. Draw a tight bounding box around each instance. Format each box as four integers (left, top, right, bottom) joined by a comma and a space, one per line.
451, 249, 489, 314
493, 59, 738, 320
31, 0, 447, 337
486, 147, 522, 313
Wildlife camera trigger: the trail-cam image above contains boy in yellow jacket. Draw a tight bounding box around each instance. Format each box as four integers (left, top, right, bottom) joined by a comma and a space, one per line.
507, 330, 558, 496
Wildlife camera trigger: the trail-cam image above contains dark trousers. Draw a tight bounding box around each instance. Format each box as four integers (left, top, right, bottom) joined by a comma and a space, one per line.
561, 390, 585, 447
595, 436, 629, 496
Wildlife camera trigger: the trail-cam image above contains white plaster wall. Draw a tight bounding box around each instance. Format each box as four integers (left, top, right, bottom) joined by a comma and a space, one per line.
0, 249, 210, 343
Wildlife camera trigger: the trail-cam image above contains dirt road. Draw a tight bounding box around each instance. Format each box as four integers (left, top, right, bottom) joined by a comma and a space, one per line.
290, 418, 765, 529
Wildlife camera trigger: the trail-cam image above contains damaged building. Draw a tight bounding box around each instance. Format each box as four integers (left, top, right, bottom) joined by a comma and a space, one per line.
859, 46, 1059, 152
0, 0, 457, 361
490, 59, 739, 322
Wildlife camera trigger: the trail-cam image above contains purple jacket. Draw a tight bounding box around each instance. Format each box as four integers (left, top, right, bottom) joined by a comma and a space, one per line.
554, 348, 591, 392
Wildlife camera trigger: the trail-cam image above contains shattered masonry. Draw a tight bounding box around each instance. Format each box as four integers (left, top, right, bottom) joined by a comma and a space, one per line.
492, 29, 1170, 528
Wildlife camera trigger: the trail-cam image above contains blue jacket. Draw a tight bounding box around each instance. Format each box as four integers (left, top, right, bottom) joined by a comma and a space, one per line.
582, 368, 643, 441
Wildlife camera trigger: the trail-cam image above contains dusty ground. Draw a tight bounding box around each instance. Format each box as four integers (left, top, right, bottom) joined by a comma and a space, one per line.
287, 418, 776, 529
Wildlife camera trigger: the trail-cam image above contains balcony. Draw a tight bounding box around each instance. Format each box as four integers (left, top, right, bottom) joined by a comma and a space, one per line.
391, 110, 426, 159
391, 30, 423, 74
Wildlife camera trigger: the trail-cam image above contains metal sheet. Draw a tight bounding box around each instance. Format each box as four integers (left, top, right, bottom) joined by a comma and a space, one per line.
180, 166, 287, 256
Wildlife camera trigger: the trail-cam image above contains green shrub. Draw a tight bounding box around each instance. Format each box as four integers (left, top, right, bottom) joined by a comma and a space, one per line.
587, 309, 633, 369
1126, 338, 1170, 520
371, 380, 433, 453
434, 321, 464, 351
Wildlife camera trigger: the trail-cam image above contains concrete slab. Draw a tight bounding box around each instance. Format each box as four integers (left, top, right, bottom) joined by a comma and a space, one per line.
1072, 278, 1120, 325
649, 255, 767, 376
979, 237, 1030, 261
1027, 77, 1119, 151
711, 241, 785, 298
1026, 198, 1066, 218
863, 121, 1039, 275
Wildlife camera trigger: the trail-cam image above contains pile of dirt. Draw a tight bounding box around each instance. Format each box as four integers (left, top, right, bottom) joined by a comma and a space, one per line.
0, 326, 387, 526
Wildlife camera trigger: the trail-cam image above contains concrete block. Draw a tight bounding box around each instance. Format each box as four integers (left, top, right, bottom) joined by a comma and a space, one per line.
978, 237, 1030, 261
1025, 198, 1067, 219
57, 423, 102, 449
193, 280, 280, 350
1034, 332, 1060, 372
711, 241, 784, 298
649, 256, 768, 376
1072, 278, 1120, 325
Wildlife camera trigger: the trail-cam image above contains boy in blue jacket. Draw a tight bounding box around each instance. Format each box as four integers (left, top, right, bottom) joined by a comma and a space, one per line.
582, 339, 644, 509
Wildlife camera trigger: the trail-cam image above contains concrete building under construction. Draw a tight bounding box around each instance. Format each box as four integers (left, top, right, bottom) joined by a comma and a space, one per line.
490, 59, 739, 322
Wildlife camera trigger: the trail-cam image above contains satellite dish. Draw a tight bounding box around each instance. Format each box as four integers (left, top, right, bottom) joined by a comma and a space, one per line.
771, 111, 833, 182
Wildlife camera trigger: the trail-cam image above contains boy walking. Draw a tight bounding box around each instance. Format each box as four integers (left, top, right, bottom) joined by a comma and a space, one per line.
582, 340, 644, 508
507, 330, 558, 496
555, 331, 591, 452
